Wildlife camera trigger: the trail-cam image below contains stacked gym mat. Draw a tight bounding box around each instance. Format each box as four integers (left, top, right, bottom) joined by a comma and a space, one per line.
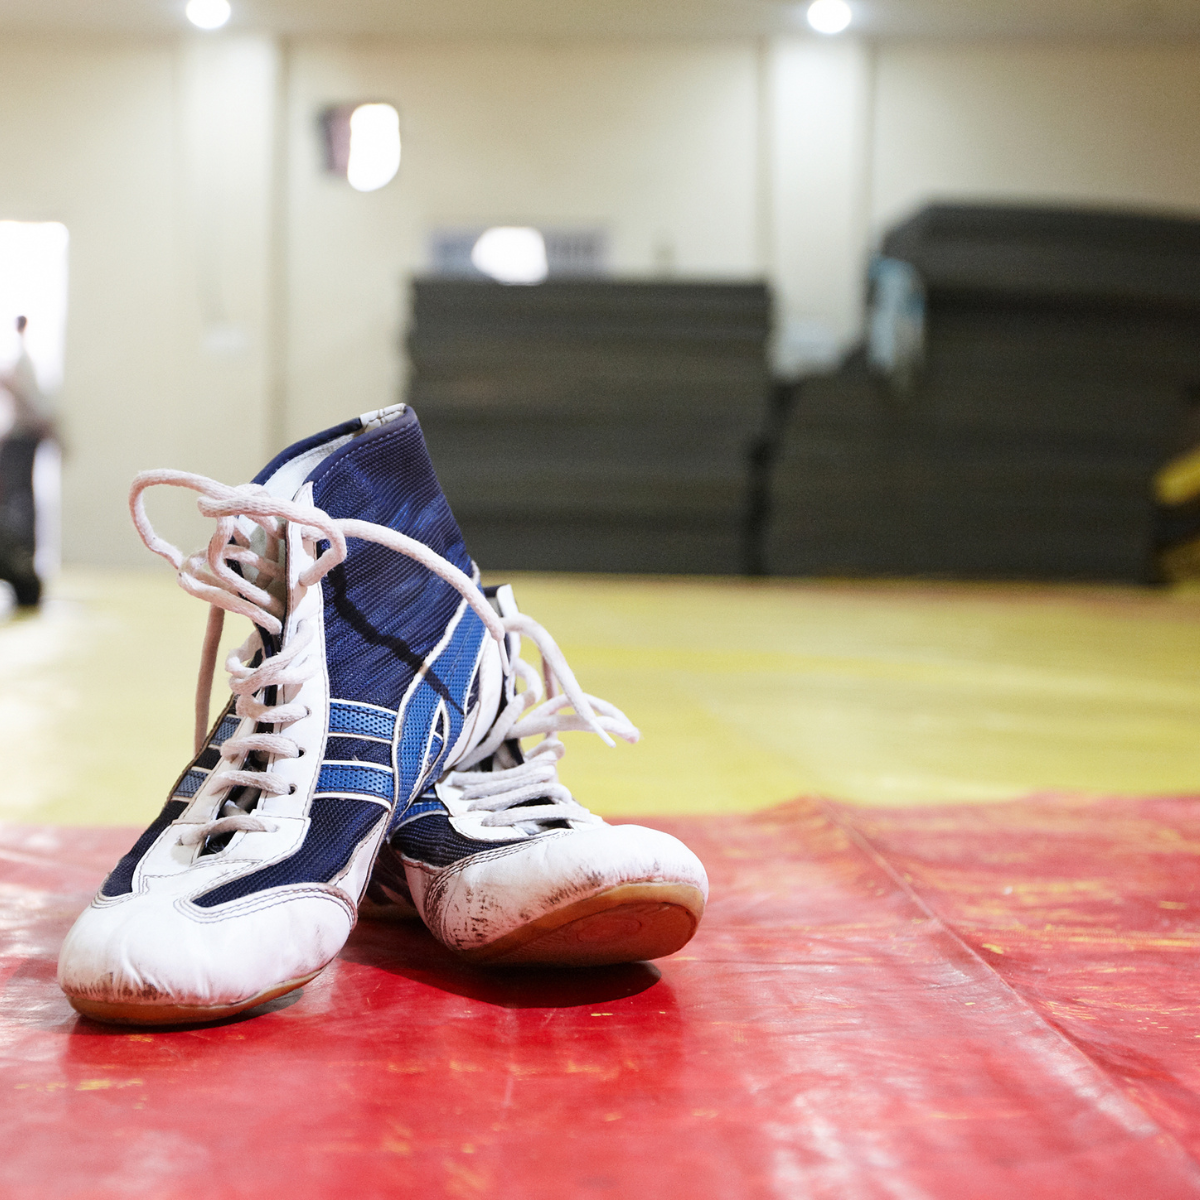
406, 279, 771, 574
765, 205, 1200, 581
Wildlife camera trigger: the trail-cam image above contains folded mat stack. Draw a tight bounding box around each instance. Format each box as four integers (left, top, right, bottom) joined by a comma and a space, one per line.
765, 205, 1200, 581
407, 279, 771, 574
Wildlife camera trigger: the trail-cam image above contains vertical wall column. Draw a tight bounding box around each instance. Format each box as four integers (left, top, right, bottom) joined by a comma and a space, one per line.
173, 34, 279, 489
763, 36, 874, 376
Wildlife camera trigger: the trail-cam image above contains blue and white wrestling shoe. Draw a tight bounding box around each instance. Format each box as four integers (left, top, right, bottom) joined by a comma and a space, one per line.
365, 584, 709, 967
58, 405, 508, 1024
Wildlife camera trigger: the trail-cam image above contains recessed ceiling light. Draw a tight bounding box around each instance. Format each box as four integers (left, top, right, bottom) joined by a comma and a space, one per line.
806, 0, 852, 34
185, 0, 231, 30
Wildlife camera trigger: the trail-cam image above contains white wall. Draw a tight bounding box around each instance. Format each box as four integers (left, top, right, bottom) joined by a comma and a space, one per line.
283, 39, 762, 442
0, 34, 277, 564
0, 37, 175, 564
871, 42, 1200, 229
173, 36, 278, 496
3, 32, 1200, 563
767, 39, 1200, 374
765, 37, 873, 372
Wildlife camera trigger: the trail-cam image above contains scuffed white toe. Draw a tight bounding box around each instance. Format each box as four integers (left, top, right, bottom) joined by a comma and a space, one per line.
58, 885, 355, 1021
410, 823, 708, 957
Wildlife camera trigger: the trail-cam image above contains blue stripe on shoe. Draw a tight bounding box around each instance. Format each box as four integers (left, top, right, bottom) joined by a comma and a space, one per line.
393, 799, 446, 826
395, 608, 486, 809
316, 761, 394, 802
329, 700, 397, 741
323, 736, 392, 766
172, 768, 209, 799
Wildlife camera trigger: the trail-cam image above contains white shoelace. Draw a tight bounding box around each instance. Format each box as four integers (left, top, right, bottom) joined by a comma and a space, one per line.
129, 469, 616, 850
444, 614, 640, 831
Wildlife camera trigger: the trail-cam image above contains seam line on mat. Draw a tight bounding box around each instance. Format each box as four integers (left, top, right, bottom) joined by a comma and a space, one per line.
818, 796, 1200, 1174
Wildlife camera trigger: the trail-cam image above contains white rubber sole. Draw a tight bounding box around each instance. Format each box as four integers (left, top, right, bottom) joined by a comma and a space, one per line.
455, 882, 706, 967
65, 969, 321, 1027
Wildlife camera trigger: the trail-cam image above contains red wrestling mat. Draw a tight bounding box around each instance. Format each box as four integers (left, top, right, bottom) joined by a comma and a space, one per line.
2, 796, 1200, 1199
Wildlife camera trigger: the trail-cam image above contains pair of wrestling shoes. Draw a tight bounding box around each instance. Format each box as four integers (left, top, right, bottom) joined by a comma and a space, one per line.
56, 404, 708, 1025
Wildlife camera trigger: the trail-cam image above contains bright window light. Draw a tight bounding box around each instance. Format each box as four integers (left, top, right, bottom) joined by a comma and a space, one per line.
0, 222, 69, 395
346, 104, 401, 193
807, 0, 852, 34
471, 227, 549, 285
186, 0, 231, 29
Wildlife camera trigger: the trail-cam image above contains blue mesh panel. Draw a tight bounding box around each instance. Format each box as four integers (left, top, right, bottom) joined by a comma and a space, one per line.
193, 798, 386, 908
324, 736, 392, 766
172, 769, 208, 799
391, 810, 522, 869
309, 410, 478, 712
181, 411, 490, 910
212, 714, 240, 746
100, 800, 188, 897
316, 762, 394, 802
329, 701, 395, 740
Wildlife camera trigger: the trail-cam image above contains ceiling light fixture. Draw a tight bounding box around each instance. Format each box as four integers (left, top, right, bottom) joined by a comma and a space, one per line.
806, 0, 852, 34
185, 0, 231, 30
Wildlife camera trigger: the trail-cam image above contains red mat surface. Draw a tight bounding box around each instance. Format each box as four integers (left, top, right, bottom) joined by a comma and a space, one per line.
3, 797, 1200, 1198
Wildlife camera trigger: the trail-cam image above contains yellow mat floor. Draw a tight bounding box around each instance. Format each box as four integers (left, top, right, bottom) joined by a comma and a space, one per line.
2, 568, 1200, 825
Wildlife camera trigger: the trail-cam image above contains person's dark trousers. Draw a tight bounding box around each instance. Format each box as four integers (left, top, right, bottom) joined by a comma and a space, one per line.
0, 433, 42, 606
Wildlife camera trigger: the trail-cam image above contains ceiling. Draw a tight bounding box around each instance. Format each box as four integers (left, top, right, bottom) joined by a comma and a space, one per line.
0, 0, 1198, 41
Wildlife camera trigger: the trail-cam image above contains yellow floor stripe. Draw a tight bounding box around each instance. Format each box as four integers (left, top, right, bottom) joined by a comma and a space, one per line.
3, 569, 1200, 825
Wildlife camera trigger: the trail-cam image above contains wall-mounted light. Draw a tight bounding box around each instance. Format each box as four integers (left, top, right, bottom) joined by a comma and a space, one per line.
806, 0, 852, 34
470, 227, 549, 285
185, 0, 231, 30
430, 227, 605, 281
321, 103, 402, 193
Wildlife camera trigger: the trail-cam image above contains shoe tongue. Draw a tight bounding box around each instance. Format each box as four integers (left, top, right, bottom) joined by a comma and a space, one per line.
223, 548, 285, 651
252, 522, 290, 614
304, 407, 472, 574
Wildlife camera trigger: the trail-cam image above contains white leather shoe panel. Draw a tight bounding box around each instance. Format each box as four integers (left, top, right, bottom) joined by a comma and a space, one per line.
329, 817, 391, 907
57, 885, 354, 1011
56, 505, 343, 1015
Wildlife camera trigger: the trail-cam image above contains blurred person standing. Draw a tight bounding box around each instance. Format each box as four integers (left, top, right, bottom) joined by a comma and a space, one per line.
0, 316, 55, 606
